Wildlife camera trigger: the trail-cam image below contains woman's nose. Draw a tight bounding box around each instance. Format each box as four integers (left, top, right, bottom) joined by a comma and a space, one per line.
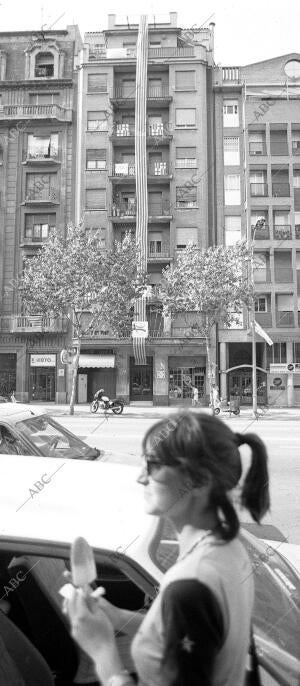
137, 466, 149, 485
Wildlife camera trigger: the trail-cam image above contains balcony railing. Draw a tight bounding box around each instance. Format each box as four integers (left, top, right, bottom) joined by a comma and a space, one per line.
272, 182, 290, 197
273, 225, 292, 240
292, 140, 300, 155
111, 200, 172, 218
274, 267, 293, 282
114, 123, 135, 137
26, 148, 59, 162
25, 187, 59, 203
270, 141, 289, 155
251, 224, 270, 239
148, 123, 171, 137
254, 312, 272, 327
148, 246, 170, 260
0, 104, 71, 121
0, 315, 69, 333
113, 85, 169, 99
222, 66, 240, 81
276, 311, 294, 327
89, 46, 194, 61
250, 183, 268, 197
111, 162, 170, 177
249, 142, 267, 155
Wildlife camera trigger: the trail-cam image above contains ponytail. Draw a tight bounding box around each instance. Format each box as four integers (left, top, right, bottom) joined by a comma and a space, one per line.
236, 432, 270, 522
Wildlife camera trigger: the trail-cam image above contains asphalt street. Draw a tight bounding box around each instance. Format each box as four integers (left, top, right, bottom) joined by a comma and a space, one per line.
55, 409, 300, 546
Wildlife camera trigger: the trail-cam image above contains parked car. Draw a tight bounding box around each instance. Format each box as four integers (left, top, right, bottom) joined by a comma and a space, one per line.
0, 456, 299, 685
0, 404, 100, 460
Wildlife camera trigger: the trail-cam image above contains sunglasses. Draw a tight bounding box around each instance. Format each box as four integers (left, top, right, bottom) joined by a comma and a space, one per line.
142, 456, 164, 476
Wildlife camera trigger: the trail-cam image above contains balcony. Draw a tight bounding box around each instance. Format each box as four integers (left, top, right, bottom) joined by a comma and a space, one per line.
24, 187, 59, 204
89, 46, 194, 61
270, 141, 289, 155
292, 140, 300, 155
112, 85, 171, 105
255, 312, 272, 327
24, 149, 60, 164
0, 315, 69, 333
251, 224, 270, 239
148, 244, 171, 261
273, 225, 292, 240
249, 142, 267, 156
0, 104, 71, 122
250, 183, 268, 197
272, 182, 290, 197
110, 123, 172, 145
110, 200, 172, 222
274, 267, 293, 283
110, 163, 136, 178
222, 66, 240, 81
276, 311, 294, 327
110, 162, 171, 180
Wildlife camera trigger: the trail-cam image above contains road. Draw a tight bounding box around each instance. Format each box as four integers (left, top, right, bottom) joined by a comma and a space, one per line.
57, 412, 300, 545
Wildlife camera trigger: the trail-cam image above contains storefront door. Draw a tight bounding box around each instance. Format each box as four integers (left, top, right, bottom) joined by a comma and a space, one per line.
30, 368, 55, 402
228, 369, 267, 405
130, 357, 153, 401
0, 354, 16, 397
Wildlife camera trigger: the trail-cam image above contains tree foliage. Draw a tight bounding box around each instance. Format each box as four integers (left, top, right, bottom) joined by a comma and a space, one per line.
21, 225, 146, 412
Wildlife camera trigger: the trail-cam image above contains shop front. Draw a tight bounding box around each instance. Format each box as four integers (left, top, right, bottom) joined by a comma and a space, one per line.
77, 352, 116, 403
168, 355, 207, 406
227, 366, 267, 405
129, 356, 153, 402
29, 353, 56, 402
0, 353, 17, 396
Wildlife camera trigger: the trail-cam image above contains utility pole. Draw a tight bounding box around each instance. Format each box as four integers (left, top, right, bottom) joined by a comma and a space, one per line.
251, 218, 266, 417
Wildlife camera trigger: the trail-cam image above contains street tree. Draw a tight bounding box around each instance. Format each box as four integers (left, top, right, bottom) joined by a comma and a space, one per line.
21, 225, 146, 414
158, 242, 253, 407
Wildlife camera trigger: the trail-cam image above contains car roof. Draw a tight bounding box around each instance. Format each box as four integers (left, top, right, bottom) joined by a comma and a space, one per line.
0, 404, 46, 424
0, 455, 150, 555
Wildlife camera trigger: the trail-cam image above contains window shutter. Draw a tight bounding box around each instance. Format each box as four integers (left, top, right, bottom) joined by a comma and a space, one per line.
176, 228, 197, 245
176, 147, 196, 158
175, 109, 196, 126
86, 189, 106, 209
175, 71, 195, 90
176, 186, 197, 202
88, 74, 107, 92
86, 149, 106, 161
224, 137, 239, 151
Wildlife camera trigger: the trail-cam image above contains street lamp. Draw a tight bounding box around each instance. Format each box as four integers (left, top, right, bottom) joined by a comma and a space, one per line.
251, 218, 266, 417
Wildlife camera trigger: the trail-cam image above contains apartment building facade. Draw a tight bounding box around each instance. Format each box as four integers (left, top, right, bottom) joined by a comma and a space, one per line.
75, 13, 215, 405
215, 54, 300, 406
0, 27, 82, 402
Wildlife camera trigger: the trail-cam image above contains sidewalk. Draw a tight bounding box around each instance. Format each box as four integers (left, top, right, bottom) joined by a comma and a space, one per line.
40, 403, 300, 420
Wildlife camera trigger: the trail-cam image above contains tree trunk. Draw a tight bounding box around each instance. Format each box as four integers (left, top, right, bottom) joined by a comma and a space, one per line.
69, 343, 81, 416
205, 333, 214, 410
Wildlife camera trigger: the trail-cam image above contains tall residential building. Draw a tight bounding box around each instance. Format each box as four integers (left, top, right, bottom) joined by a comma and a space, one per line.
0, 26, 82, 402
75, 13, 215, 406
215, 54, 300, 407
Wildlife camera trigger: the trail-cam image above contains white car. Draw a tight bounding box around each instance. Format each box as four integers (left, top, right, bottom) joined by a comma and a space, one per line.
0, 455, 299, 685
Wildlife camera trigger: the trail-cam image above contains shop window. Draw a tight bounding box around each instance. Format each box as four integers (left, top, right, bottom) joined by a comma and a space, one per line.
34, 52, 54, 78
169, 367, 205, 400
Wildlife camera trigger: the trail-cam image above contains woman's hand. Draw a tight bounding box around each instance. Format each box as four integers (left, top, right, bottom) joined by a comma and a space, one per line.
66, 587, 116, 660
62, 570, 125, 631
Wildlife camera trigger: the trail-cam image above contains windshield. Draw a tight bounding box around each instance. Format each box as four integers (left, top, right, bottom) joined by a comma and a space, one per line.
16, 415, 99, 460
150, 519, 300, 678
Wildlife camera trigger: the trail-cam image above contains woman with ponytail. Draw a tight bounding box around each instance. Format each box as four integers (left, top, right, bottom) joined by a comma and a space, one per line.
66, 412, 270, 686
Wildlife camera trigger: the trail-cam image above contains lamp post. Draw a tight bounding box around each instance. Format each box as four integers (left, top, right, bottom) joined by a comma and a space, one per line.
251, 218, 266, 417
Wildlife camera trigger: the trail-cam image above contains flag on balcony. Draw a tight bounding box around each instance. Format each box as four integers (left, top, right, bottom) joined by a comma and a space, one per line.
254, 319, 273, 346
133, 15, 148, 366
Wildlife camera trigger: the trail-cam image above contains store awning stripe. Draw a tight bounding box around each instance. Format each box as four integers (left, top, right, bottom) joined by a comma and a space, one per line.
79, 354, 115, 368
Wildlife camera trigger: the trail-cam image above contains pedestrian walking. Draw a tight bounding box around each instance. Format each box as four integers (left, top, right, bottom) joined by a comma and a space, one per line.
66, 411, 270, 686
191, 384, 198, 406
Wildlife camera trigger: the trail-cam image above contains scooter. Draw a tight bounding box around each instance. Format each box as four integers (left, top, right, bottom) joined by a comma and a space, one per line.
90, 394, 124, 415
211, 398, 240, 416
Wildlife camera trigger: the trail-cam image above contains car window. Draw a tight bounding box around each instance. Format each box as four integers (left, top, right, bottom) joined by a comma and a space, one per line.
0, 425, 25, 455
15, 415, 97, 459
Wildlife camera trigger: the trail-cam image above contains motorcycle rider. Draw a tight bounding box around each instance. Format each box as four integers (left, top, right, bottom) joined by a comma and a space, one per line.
94, 388, 106, 401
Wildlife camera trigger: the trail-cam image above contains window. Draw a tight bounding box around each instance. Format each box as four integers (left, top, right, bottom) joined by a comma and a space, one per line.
223, 100, 239, 127
88, 74, 107, 93
85, 189, 106, 210
224, 174, 241, 205
175, 108, 196, 128
255, 297, 267, 312
293, 172, 300, 188
25, 173, 57, 202
149, 232, 162, 255
87, 111, 108, 132
176, 186, 197, 208
175, 71, 195, 91
223, 137, 240, 165
249, 132, 265, 155
225, 216, 241, 245
149, 41, 161, 47
35, 52, 54, 78
293, 342, 300, 362
27, 133, 58, 159
284, 60, 300, 79
86, 149, 106, 170
176, 227, 198, 249
29, 93, 59, 105
267, 342, 287, 366
24, 214, 56, 241
175, 147, 196, 168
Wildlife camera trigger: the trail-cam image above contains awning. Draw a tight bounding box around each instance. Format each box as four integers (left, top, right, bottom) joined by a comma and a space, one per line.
79, 354, 115, 368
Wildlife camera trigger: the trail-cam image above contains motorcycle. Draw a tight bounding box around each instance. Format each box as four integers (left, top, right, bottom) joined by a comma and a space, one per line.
211, 397, 240, 416
90, 394, 124, 415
